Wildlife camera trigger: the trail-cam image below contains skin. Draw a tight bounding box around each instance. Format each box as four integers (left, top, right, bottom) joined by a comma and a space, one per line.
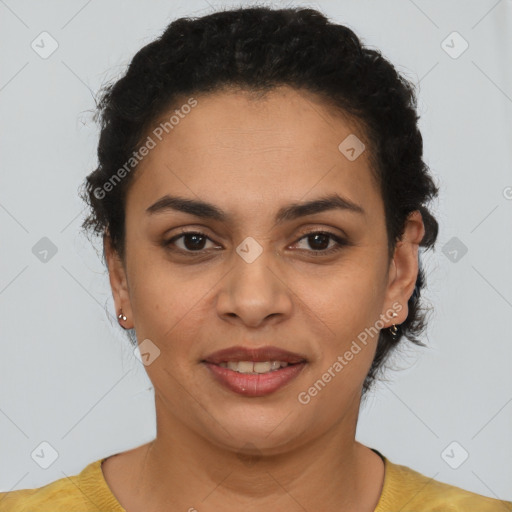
102, 85, 425, 512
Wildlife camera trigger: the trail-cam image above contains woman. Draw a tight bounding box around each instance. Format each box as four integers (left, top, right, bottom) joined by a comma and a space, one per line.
1, 5, 509, 512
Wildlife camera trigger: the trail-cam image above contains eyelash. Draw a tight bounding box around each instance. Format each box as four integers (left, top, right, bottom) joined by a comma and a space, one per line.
163, 229, 349, 257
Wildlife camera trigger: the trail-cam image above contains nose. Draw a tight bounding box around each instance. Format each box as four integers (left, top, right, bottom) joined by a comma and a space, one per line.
215, 247, 293, 329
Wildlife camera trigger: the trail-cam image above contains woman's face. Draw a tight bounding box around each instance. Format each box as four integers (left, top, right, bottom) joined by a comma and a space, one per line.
107, 86, 423, 455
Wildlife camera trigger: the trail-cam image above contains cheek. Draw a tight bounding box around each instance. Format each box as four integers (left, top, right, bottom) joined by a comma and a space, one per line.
132, 288, 206, 345
125, 249, 201, 340
309, 260, 386, 333
126, 253, 225, 371
298, 261, 387, 396
301, 270, 385, 407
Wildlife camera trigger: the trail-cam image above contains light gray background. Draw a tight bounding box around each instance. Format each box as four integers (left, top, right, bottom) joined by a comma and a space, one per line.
1, 0, 511, 503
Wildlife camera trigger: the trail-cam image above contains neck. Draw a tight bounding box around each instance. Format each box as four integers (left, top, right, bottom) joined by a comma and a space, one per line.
122, 395, 384, 512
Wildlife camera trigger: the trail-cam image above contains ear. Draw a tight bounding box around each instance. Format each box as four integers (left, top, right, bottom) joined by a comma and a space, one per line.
381, 210, 425, 327
104, 231, 133, 329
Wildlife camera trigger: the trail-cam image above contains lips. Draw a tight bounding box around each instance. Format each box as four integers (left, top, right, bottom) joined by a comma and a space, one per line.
202, 345, 307, 397
203, 345, 307, 365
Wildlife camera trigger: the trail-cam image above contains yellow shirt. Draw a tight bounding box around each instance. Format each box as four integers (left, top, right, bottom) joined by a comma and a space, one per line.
0, 451, 510, 511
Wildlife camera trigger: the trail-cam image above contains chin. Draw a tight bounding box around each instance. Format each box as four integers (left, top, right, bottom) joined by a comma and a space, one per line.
199, 405, 311, 455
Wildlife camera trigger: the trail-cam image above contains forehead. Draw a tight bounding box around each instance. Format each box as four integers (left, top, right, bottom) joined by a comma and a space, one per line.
126, 86, 382, 222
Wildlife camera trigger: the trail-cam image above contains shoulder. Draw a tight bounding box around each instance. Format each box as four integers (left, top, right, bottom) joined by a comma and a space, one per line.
0, 473, 87, 512
0, 458, 122, 512
377, 455, 512, 512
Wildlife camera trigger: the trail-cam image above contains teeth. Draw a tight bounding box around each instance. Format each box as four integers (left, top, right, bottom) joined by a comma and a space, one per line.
253, 362, 271, 373
217, 360, 294, 374
238, 361, 254, 373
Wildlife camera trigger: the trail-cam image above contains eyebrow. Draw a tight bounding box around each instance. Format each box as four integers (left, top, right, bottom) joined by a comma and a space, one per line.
145, 193, 365, 223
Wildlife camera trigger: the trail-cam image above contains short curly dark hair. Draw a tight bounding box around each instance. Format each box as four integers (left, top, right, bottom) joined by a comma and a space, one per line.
79, 5, 439, 397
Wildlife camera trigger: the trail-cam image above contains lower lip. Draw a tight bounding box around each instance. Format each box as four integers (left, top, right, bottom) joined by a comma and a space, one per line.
203, 362, 306, 397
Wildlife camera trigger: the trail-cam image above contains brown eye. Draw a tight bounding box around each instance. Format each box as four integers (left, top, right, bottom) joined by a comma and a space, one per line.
293, 231, 348, 255
303, 233, 331, 250
164, 231, 218, 252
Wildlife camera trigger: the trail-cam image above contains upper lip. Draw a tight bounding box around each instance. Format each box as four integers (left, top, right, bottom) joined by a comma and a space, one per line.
203, 345, 307, 364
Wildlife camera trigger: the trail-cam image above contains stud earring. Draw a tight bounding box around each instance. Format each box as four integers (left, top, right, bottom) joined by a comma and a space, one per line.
118, 311, 127, 322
